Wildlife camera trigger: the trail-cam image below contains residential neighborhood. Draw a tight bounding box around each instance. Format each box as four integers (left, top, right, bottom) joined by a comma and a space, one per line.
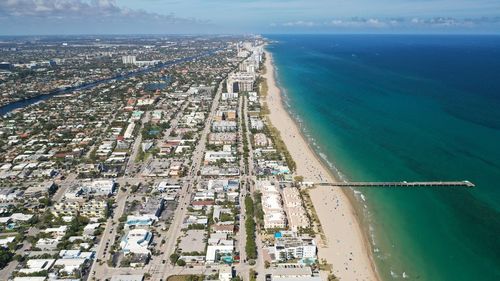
0, 35, 325, 281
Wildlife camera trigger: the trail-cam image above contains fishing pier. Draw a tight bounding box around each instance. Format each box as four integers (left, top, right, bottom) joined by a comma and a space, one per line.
315, 181, 475, 188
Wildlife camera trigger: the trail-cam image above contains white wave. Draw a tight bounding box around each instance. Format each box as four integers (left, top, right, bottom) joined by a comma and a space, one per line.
271, 66, 406, 280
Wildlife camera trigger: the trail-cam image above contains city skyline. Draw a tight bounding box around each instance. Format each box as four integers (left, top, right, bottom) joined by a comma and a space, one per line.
0, 0, 500, 35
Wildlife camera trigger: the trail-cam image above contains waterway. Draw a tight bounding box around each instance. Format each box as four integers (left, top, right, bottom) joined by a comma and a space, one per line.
0, 51, 215, 115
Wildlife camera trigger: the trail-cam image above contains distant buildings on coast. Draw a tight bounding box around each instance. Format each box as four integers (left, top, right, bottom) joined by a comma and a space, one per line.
122, 55, 161, 67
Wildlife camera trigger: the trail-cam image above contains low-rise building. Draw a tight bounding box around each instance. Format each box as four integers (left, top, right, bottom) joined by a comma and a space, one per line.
205, 245, 233, 264
282, 187, 309, 231
110, 274, 145, 281
268, 234, 317, 263
44, 225, 68, 238
219, 266, 233, 281
156, 181, 181, 193
53, 258, 87, 275
13, 277, 46, 281
212, 121, 237, 132
0, 236, 15, 248
36, 238, 60, 251
0, 188, 22, 201
208, 133, 237, 145
264, 212, 287, 229
268, 266, 321, 281
120, 229, 152, 255
136, 197, 164, 220
80, 199, 107, 219
253, 133, 271, 147
82, 179, 115, 196
258, 181, 287, 229
53, 199, 106, 219
221, 92, 238, 100
125, 215, 155, 229
250, 117, 264, 131
19, 259, 55, 275
204, 151, 236, 164
194, 190, 215, 201
24, 181, 56, 198
212, 222, 234, 235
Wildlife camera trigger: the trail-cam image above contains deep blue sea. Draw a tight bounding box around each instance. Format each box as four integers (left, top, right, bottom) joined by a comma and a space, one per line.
266, 34, 500, 281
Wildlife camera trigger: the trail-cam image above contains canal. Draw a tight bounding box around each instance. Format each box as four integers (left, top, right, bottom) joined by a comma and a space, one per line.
0, 50, 216, 115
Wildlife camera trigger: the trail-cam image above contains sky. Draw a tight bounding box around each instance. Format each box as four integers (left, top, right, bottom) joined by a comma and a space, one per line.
0, 0, 499, 35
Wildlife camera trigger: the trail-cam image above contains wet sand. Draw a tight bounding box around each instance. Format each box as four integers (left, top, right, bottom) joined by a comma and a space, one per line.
263, 50, 380, 281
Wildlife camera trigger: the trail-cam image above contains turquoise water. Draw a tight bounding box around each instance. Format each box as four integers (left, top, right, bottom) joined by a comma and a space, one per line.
266, 35, 500, 281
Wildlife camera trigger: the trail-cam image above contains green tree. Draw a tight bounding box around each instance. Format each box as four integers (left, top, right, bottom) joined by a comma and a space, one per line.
176, 259, 186, 266
169, 253, 179, 264
0, 248, 13, 269
294, 176, 304, 182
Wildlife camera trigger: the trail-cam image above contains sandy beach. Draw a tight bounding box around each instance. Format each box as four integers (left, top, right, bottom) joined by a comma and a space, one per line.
263, 50, 379, 281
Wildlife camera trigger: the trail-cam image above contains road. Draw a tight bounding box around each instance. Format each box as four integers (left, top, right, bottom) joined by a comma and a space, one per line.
89, 177, 136, 280
89, 59, 256, 281
150, 78, 224, 280
125, 111, 150, 175
234, 92, 265, 281
0, 227, 38, 280
83, 108, 121, 159
237, 93, 247, 265
243, 95, 255, 177
160, 96, 191, 143
52, 173, 78, 202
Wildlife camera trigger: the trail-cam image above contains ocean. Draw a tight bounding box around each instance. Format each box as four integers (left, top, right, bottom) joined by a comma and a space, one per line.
266, 34, 500, 281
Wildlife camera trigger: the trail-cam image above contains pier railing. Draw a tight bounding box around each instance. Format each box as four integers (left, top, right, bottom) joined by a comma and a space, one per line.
315, 180, 475, 188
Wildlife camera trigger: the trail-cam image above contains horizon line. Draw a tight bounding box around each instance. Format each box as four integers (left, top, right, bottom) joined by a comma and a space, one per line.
1, 32, 500, 38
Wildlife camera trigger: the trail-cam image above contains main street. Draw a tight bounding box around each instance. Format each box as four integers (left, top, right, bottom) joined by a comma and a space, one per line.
150, 78, 225, 280
234, 92, 266, 281
237, 91, 247, 267
89, 177, 144, 280
125, 111, 150, 175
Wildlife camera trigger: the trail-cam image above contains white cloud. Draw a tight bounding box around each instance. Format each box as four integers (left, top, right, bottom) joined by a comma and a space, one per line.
282, 20, 317, 27
273, 16, 500, 29
0, 0, 200, 24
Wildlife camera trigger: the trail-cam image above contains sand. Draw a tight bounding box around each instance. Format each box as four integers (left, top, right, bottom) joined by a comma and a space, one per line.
262, 50, 380, 281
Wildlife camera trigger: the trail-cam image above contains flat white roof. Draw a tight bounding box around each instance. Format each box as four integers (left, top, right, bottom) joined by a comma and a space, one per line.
13, 278, 47, 281
206, 245, 233, 262
110, 275, 144, 281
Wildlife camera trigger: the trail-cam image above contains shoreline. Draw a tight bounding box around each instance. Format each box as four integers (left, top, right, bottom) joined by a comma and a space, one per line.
262, 49, 381, 281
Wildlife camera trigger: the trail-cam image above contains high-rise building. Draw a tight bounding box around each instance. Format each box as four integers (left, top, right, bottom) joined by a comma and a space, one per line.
0, 62, 13, 71
122, 55, 136, 64
226, 72, 255, 93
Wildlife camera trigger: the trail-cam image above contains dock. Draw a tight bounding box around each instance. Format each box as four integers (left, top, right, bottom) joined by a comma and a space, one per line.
316, 180, 475, 188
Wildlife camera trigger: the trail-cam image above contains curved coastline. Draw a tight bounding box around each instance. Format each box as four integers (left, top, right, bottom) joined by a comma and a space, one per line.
263, 48, 381, 281
269, 49, 383, 276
